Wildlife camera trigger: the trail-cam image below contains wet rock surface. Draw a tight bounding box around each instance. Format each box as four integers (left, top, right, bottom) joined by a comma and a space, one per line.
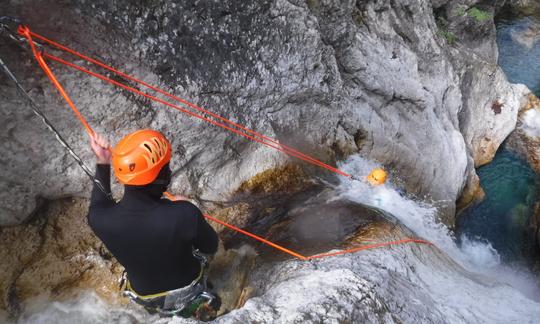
0, 0, 529, 227
507, 95, 540, 173
262, 194, 383, 257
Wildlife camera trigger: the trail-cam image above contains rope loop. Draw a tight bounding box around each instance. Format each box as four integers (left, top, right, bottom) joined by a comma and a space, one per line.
17, 24, 29, 36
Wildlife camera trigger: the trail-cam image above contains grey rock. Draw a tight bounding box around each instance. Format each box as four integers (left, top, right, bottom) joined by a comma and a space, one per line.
0, 0, 528, 226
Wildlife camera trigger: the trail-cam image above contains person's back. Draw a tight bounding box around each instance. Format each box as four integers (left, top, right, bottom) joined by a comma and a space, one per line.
87, 129, 219, 314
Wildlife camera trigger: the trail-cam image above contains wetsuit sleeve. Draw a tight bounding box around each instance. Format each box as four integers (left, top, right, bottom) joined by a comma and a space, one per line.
89, 164, 114, 209
193, 209, 219, 254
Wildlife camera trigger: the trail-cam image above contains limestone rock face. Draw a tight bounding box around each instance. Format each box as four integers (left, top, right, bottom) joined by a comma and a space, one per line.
2, 2, 539, 321
0, 1, 527, 225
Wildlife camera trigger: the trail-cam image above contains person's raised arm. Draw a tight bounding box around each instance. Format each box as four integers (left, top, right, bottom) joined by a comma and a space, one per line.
89, 133, 113, 208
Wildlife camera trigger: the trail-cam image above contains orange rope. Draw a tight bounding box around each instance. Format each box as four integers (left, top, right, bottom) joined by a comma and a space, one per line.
19, 26, 94, 136
42, 52, 348, 175
204, 214, 309, 261
23, 28, 352, 178
203, 217, 433, 261
162, 192, 308, 260
19, 25, 433, 261
163, 193, 433, 261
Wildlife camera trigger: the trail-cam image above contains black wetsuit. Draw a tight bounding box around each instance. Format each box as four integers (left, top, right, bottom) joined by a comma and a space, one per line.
87, 164, 219, 296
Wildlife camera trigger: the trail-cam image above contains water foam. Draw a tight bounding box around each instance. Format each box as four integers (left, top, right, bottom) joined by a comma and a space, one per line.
16, 292, 152, 324
521, 108, 540, 138
336, 155, 487, 264
336, 155, 540, 299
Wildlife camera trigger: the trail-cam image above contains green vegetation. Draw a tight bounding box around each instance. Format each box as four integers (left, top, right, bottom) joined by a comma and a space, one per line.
438, 30, 458, 44
436, 16, 458, 45
454, 6, 492, 23
467, 7, 491, 23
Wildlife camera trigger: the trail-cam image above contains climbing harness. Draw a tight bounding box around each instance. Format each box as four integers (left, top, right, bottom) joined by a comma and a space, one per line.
1, 22, 432, 261
120, 250, 220, 319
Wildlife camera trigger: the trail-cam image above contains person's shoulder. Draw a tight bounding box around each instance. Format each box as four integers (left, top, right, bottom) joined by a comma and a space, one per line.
163, 199, 202, 215
87, 204, 117, 231
88, 202, 116, 218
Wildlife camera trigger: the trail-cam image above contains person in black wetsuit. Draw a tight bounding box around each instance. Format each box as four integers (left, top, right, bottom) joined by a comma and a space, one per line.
87, 129, 219, 317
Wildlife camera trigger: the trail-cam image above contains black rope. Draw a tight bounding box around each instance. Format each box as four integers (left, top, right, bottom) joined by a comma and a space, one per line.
0, 56, 113, 201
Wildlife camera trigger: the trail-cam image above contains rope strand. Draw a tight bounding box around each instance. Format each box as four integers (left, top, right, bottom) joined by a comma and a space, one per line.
20, 26, 95, 136
27, 30, 345, 172
43, 52, 350, 176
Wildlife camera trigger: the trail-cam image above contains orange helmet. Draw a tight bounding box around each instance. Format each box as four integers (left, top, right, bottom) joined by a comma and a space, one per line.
112, 129, 172, 185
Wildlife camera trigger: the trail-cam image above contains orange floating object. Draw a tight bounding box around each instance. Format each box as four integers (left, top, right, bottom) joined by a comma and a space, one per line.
367, 168, 387, 186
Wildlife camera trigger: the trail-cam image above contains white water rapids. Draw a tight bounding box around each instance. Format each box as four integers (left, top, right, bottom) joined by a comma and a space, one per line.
13, 156, 540, 323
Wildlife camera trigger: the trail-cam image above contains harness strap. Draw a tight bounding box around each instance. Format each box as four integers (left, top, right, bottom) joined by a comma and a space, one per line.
121, 250, 212, 317
124, 265, 205, 300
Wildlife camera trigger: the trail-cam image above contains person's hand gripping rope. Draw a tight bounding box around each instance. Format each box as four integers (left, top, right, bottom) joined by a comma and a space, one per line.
90, 133, 111, 165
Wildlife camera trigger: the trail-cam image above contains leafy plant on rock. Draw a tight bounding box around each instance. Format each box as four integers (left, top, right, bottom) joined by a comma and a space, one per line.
438, 30, 458, 44
436, 16, 458, 45
467, 7, 491, 23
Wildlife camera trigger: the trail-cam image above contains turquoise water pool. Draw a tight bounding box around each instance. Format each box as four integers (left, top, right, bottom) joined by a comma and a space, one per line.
457, 148, 538, 263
